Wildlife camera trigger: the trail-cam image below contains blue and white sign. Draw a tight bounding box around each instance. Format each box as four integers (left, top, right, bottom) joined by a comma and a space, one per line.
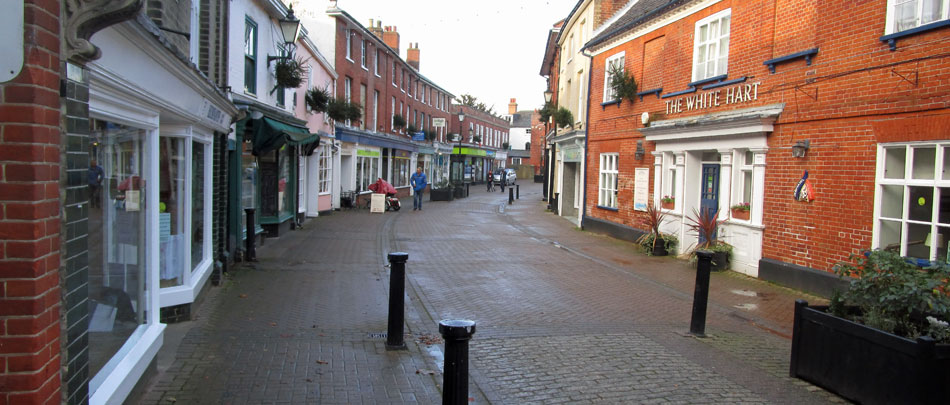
1, 1, 24, 83
412, 132, 425, 141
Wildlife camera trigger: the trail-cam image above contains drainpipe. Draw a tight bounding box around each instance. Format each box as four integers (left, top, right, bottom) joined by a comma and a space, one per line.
580, 47, 595, 229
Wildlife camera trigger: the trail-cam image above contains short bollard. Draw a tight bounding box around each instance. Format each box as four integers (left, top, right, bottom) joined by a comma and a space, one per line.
386, 252, 409, 350
244, 208, 256, 261
508, 187, 514, 205
439, 319, 476, 405
690, 250, 713, 336
465, 183, 470, 197
516, 184, 520, 199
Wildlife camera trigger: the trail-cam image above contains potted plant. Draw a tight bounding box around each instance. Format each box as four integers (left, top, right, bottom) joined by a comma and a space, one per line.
636, 203, 674, 256
429, 180, 454, 201
790, 250, 950, 404
393, 114, 407, 130
273, 57, 305, 89
538, 103, 554, 123
684, 208, 732, 271
661, 195, 675, 210
730, 202, 750, 220
554, 107, 574, 129
344, 101, 362, 123
608, 64, 638, 104
305, 87, 331, 113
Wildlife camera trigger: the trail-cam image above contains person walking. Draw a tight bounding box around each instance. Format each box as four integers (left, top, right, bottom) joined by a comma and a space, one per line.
500, 169, 507, 192
88, 158, 104, 208
486, 171, 494, 192
410, 166, 427, 211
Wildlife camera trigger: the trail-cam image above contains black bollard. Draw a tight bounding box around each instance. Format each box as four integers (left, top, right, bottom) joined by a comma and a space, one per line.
508, 187, 514, 205
244, 208, 256, 261
439, 319, 476, 405
690, 250, 713, 336
516, 184, 520, 199
465, 183, 470, 197
386, 252, 409, 350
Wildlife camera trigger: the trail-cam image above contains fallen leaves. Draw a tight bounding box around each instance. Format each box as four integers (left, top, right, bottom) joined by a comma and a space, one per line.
238, 293, 248, 298
416, 369, 437, 375
416, 333, 443, 346
316, 360, 329, 365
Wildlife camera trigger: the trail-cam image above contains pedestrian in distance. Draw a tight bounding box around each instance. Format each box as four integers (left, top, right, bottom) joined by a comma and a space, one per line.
500, 169, 507, 192
487, 172, 494, 192
88, 158, 104, 208
410, 166, 427, 211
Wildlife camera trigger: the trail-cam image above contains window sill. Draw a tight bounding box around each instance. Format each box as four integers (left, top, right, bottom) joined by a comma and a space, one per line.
763, 49, 819, 73
596, 205, 618, 212
601, 99, 621, 109
688, 74, 728, 88
701, 76, 747, 90
660, 87, 697, 99
636, 88, 662, 101
880, 19, 950, 51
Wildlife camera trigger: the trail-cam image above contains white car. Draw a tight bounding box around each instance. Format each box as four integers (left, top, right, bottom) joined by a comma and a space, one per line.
493, 168, 516, 186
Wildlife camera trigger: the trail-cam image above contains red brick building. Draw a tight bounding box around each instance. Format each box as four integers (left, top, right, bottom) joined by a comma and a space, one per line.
583, 0, 950, 295
449, 104, 511, 184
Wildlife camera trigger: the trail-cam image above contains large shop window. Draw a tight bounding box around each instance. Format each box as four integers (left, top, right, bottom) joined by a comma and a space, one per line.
259, 146, 293, 219
877, 143, 950, 263
159, 137, 186, 287
599, 153, 619, 208
392, 150, 411, 187
886, 0, 948, 33
319, 143, 332, 194
87, 119, 149, 381
692, 9, 731, 82
192, 141, 207, 271
356, 149, 380, 192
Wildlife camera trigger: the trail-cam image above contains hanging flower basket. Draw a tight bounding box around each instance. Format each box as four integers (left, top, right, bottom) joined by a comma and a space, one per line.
730, 202, 750, 220
274, 57, 305, 89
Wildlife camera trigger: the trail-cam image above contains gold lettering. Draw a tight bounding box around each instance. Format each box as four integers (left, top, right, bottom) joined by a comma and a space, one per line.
675, 99, 682, 113
685, 95, 695, 110
752, 82, 759, 100
666, 100, 673, 115
726, 87, 735, 104
714, 91, 721, 106
744, 84, 752, 102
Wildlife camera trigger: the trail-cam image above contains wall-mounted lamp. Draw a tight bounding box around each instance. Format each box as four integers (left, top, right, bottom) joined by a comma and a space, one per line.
635, 140, 645, 160
267, 5, 302, 66
543, 89, 553, 103
792, 139, 811, 158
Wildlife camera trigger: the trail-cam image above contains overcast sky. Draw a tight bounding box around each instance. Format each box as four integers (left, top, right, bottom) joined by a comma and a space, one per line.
297, 0, 577, 115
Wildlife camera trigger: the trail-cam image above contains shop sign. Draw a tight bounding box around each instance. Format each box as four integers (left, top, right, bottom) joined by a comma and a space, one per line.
394, 149, 411, 159
453, 147, 487, 156
0, 1, 24, 83
412, 132, 425, 141
432, 117, 446, 128
201, 98, 230, 129
562, 146, 582, 162
486, 150, 495, 157
665, 82, 760, 115
633, 168, 649, 211
357, 149, 380, 157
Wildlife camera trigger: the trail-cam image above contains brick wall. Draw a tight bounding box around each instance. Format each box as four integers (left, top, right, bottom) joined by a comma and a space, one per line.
146, 0, 194, 59
585, 0, 950, 273
0, 0, 63, 403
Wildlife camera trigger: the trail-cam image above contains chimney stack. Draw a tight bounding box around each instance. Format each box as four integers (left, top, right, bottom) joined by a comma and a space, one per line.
508, 98, 518, 115
407, 42, 420, 70
382, 25, 400, 54
368, 19, 383, 39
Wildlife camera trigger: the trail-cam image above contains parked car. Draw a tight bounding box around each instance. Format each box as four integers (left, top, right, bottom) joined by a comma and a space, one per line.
493, 168, 516, 186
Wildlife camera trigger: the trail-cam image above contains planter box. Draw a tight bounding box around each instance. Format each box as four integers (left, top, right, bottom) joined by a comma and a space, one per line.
661, 201, 675, 210
651, 243, 668, 256
430, 188, 454, 201
710, 250, 729, 271
790, 301, 950, 404
731, 208, 750, 220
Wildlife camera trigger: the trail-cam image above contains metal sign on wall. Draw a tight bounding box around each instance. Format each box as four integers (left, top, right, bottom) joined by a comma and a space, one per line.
0, 1, 24, 82
432, 117, 446, 128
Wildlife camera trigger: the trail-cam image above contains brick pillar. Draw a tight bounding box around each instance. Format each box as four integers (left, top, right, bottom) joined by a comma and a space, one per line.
0, 0, 63, 403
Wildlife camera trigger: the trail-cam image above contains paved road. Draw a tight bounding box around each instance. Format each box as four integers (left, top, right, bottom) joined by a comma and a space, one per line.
137, 182, 840, 404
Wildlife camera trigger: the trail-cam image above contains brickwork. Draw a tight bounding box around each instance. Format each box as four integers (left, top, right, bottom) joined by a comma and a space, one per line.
585, 0, 950, 274
146, 0, 194, 59
0, 1, 63, 403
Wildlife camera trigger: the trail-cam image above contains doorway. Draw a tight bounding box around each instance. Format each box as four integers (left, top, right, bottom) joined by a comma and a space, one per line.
699, 163, 720, 244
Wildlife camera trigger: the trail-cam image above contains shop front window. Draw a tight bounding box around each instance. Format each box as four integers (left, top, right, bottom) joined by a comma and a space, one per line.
159, 137, 186, 287
279, 147, 292, 217
192, 141, 207, 270
356, 149, 380, 192
241, 142, 258, 239
393, 155, 410, 187
87, 119, 149, 379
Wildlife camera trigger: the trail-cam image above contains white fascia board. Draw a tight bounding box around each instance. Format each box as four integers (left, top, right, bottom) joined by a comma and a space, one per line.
588, 0, 721, 57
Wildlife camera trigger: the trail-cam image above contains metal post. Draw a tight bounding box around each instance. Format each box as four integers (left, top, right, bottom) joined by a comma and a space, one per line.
439, 319, 476, 405
386, 252, 409, 350
508, 187, 514, 205
516, 184, 520, 199
465, 183, 469, 197
244, 208, 256, 261
690, 250, 713, 336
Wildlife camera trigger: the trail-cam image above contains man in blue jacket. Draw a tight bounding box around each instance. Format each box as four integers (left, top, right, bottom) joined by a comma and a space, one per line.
410, 166, 427, 211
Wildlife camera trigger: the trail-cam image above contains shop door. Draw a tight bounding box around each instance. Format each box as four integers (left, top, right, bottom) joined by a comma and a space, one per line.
699, 164, 720, 244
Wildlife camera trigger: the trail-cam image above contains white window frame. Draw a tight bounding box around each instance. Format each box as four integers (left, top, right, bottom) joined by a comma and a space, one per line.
319, 143, 332, 194
374, 49, 381, 77
361, 38, 367, 69
344, 77, 352, 126
691, 9, 731, 82
391, 96, 396, 131
603, 52, 625, 102
599, 153, 619, 208
885, 0, 949, 34
345, 30, 353, 62
874, 142, 950, 263
373, 90, 379, 132
734, 150, 754, 220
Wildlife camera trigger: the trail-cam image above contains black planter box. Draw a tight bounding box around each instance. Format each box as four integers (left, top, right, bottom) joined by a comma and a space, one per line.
790, 301, 950, 404
453, 186, 465, 199
651, 243, 668, 256
430, 188, 454, 201
710, 250, 728, 271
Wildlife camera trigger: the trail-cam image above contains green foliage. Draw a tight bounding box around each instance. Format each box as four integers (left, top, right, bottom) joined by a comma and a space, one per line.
638, 232, 678, 256
424, 129, 436, 142
538, 103, 554, 123
327, 98, 361, 122
392, 114, 406, 129
406, 124, 418, 134
608, 64, 638, 103
554, 107, 574, 129
832, 249, 950, 342
503, 142, 510, 150
274, 57, 305, 89
685, 208, 729, 251
344, 102, 362, 122
829, 289, 846, 318
472, 134, 482, 143
305, 87, 331, 113
458, 94, 498, 116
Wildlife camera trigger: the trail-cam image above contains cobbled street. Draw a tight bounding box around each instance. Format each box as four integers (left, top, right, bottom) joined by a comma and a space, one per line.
137, 183, 841, 404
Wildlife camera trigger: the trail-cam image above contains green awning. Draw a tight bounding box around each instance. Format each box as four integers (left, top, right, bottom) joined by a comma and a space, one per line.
240, 117, 319, 156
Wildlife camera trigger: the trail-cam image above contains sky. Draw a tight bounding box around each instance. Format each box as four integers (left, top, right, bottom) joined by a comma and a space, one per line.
296, 0, 578, 115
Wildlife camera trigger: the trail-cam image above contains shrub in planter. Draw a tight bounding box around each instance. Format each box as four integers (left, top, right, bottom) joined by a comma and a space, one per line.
685, 208, 731, 270
326, 97, 349, 122
430, 181, 454, 201
273, 57, 305, 89
554, 107, 573, 129
790, 250, 950, 404
608, 64, 638, 103
393, 114, 407, 130
636, 203, 674, 256
305, 87, 331, 113
344, 102, 362, 123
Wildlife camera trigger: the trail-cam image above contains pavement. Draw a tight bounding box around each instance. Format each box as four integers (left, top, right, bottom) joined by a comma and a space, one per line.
135, 182, 841, 404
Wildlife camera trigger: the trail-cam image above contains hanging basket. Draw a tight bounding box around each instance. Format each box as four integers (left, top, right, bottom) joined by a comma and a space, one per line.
274, 58, 304, 89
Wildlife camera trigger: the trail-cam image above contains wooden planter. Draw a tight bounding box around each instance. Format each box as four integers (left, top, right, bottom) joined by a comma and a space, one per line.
430, 188, 453, 201
731, 208, 750, 220
790, 301, 950, 404
661, 201, 674, 210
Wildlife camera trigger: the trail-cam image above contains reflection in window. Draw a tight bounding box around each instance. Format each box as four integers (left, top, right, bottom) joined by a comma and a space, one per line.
160, 137, 186, 288
192, 141, 205, 270
87, 119, 148, 380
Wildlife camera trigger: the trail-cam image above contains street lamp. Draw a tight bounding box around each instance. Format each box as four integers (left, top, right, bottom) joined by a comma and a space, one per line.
267, 5, 302, 66
544, 89, 553, 104
453, 110, 465, 184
